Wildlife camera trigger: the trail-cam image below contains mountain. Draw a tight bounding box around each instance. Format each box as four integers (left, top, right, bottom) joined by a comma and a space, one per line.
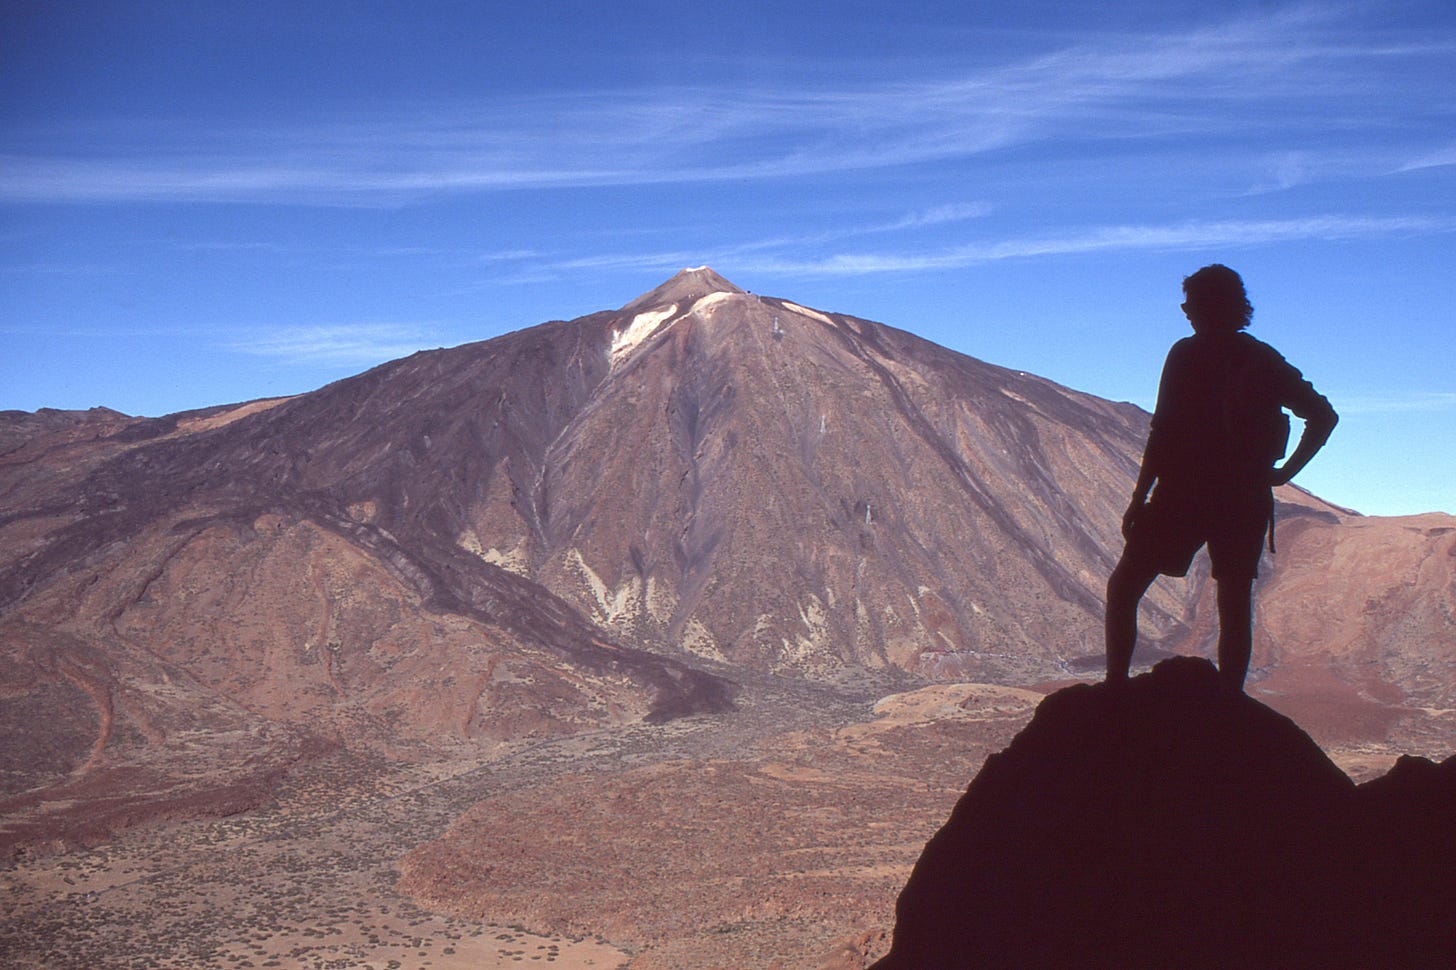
2, 267, 1452, 854
873, 657, 1456, 969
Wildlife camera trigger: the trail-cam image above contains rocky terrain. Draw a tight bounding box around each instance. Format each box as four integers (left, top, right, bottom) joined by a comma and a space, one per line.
2, 268, 1452, 967
874, 657, 1456, 969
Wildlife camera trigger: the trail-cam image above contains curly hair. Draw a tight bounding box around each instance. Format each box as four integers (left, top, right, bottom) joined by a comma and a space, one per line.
1182, 264, 1254, 331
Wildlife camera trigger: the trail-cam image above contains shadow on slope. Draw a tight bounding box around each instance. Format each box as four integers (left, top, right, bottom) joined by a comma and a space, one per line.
873, 656, 1456, 969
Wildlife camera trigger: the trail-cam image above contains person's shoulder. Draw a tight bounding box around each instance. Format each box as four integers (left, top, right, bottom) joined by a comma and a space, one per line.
1165, 333, 1201, 359
1233, 331, 1292, 366
1232, 330, 1280, 354
1169, 331, 1234, 362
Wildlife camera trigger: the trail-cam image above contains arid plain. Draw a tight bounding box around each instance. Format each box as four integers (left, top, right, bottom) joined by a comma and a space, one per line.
1, 674, 1022, 968
7, 667, 1450, 969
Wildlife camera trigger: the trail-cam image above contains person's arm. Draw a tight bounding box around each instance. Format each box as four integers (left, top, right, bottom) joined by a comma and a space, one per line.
1122, 460, 1158, 539
1270, 372, 1338, 487
1270, 400, 1336, 486
1123, 344, 1180, 537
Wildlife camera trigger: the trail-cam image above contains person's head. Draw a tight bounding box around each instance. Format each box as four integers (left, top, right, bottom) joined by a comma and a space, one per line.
1181, 264, 1253, 333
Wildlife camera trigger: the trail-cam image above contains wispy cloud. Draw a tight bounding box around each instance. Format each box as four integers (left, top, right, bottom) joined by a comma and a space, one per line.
1, 7, 1447, 205
0, 260, 126, 276
1399, 143, 1456, 172
227, 324, 439, 365
626, 215, 1456, 277
519, 203, 992, 278
886, 203, 994, 230
1335, 392, 1456, 415
0, 322, 198, 337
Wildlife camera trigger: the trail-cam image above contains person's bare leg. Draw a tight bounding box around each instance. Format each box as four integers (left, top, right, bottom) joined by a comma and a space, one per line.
1216, 575, 1255, 692
1106, 558, 1159, 684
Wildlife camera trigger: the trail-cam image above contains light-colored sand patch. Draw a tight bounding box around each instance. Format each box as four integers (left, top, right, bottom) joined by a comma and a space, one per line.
756, 762, 872, 787
482, 544, 532, 576
689, 290, 737, 315
1327, 750, 1401, 783
348, 500, 379, 524
781, 301, 835, 326
209, 911, 628, 970
791, 595, 831, 662
565, 548, 641, 624
462, 531, 532, 576
679, 617, 727, 663
176, 397, 293, 435
459, 528, 487, 558
643, 576, 673, 624
835, 683, 1044, 743
11, 856, 152, 898
798, 595, 829, 640
610, 304, 678, 360
774, 596, 833, 671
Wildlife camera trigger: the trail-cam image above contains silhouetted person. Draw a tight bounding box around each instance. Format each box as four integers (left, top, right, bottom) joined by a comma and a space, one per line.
1106, 265, 1337, 692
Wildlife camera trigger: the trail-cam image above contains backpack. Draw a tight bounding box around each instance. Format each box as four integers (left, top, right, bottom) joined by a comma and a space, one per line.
1220, 338, 1290, 552
1221, 337, 1291, 473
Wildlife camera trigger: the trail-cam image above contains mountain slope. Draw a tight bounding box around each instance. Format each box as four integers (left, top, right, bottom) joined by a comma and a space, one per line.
2, 267, 1160, 687
2, 267, 1451, 853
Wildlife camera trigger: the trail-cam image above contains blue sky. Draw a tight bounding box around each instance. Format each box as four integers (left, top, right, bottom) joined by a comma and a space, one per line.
2, 1, 1453, 516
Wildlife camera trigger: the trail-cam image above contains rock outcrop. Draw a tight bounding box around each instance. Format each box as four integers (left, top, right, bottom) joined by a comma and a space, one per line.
874, 657, 1456, 969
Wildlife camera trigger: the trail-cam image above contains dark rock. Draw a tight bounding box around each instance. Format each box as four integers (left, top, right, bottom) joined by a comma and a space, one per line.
874, 657, 1456, 969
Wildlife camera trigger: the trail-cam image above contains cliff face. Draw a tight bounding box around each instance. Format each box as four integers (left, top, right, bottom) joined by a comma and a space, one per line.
874, 657, 1456, 969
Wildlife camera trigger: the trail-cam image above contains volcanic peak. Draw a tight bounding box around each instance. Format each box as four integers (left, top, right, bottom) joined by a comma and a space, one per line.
620, 266, 745, 314
609, 267, 756, 362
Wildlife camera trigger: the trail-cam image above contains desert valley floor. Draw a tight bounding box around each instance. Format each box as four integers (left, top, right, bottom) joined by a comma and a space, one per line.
5, 666, 1451, 970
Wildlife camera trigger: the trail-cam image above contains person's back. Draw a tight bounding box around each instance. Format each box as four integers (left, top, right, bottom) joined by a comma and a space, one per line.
1147, 330, 1291, 494
1143, 326, 1324, 515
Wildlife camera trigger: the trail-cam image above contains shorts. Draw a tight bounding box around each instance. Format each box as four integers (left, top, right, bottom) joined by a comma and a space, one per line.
1123, 483, 1273, 582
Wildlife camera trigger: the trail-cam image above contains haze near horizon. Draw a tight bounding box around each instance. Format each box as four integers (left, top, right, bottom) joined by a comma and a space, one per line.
2, 1, 1453, 516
